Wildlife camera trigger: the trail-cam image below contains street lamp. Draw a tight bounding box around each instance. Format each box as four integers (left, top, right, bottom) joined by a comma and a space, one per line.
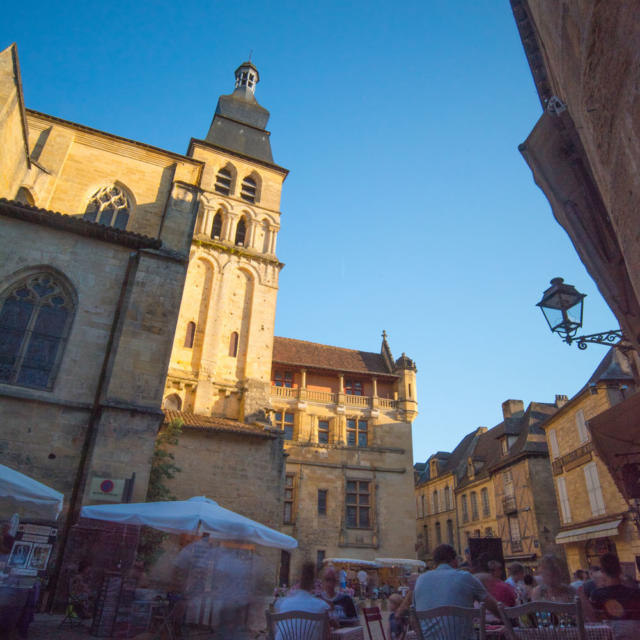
537, 277, 626, 350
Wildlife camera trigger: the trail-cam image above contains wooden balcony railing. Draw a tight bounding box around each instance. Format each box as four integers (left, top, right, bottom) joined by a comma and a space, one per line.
511, 540, 523, 553
345, 394, 369, 407
306, 389, 337, 403
270, 386, 297, 399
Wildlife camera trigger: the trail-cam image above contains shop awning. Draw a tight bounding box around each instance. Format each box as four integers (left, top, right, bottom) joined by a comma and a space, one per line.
323, 558, 381, 568
0, 463, 64, 520
588, 391, 640, 502
555, 518, 622, 545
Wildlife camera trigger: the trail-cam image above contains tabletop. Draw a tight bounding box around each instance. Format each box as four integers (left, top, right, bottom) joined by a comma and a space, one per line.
331, 626, 365, 639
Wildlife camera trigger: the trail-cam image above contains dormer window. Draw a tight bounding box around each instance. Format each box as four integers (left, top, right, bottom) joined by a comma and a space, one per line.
241, 176, 257, 203
430, 460, 438, 479
467, 458, 475, 479
501, 438, 508, 455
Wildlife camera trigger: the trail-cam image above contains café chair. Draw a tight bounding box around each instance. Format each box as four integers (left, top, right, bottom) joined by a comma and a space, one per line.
410, 603, 486, 640
362, 606, 387, 640
58, 593, 90, 629
497, 597, 586, 640
266, 609, 330, 640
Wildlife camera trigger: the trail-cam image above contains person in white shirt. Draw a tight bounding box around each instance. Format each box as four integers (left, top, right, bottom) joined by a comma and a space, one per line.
274, 562, 330, 640
357, 569, 368, 597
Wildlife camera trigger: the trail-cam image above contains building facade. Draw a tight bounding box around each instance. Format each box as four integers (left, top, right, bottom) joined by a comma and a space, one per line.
415, 398, 565, 571
270, 335, 418, 581
542, 349, 640, 578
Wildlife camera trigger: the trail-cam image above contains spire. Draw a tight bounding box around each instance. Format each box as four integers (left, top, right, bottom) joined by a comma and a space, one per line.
204, 61, 274, 164
381, 330, 394, 372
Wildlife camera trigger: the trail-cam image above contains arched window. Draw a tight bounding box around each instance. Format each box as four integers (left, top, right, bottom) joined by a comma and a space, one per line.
0, 272, 74, 390
229, 331, 239, 357
163, 394, 182, 410
235, 217, 247, 246
84, 185, 131, 229
215, 167, 232, 196
211, 211, 223, 239
444, 485, 451, 510
15, 187, 35, 206
184, 321, 196, 348
240, 176, 257, 203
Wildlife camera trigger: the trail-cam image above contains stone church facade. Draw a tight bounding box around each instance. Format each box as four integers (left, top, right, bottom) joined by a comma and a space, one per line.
0, 43, 419, 591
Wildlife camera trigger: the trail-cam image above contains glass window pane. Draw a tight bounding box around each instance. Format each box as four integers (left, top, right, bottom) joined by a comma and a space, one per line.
284, 425, 293, 440
318, 431, 329, 444
346, 481, 356, 492
359, 482, 369, 491
275, 412, 282, 421
346, 507, 357, 527
346, 493, 357, 505
284, 503, 291, 522
34, 306, 68, 337
358, 420, 367, 430
285, 476, 293, 487
285, 413, 294, 423
359, 508, 370, 528
347, 419, 356, 429
347, 431, 356, 446
358, 432, 368, 447
359, 494, 369, 506
0, 298, 34, 330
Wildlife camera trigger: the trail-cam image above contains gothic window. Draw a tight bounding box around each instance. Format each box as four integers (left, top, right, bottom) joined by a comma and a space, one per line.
0, 273, 74, 390
318, 489, 327, 515
211, 211, 223, 239
84, 185, 131, 229
240, 176, 257, 203
346, 480, 370, 529
184, 322, 196, 348
215, 168, 232, 196
229, 331, 239, 357
235, 217, 247, 246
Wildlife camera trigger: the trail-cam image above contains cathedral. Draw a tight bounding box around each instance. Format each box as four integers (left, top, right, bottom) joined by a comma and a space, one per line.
0, 43, 418, 594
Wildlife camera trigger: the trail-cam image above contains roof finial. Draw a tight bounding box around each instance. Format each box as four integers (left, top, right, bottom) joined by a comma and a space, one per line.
248, 49, 253, 62
382, 329, 388, 340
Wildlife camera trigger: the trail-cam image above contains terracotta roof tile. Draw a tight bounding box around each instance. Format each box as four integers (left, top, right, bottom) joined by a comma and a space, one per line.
272, 336, 395, 376
164, 410, 277, 439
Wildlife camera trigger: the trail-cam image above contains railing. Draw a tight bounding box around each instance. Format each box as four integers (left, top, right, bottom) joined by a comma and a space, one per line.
306, 389, 338, 403
503, 495, 518, 514
270, 386, 297, 399
345, 394, 370, 407
269, 386, 398, 410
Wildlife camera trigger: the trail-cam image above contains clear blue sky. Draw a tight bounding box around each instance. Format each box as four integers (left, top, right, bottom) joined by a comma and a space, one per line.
4, 1, 619, 462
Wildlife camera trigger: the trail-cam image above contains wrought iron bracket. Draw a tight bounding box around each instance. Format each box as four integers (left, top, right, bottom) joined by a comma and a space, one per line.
563, 329, 628, 350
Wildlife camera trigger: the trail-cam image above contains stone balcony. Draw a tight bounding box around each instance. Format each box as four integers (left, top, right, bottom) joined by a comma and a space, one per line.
270, 385, 397, 410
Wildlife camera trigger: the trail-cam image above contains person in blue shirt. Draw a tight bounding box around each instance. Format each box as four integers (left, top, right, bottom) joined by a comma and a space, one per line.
413, 544, 499, 640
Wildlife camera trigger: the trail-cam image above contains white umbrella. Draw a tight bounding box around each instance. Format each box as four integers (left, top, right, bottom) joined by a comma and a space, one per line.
80, 496, 297, 550
375, 558, 426, 569
0, 463, 64, 520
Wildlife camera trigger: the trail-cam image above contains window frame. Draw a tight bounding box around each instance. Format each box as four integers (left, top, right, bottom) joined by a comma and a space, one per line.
344, 379, 364, 396
470, 491, 479, 521
346, 418, 368, 447
211, 210, 223, 238
273, 371, 293, 388
481, 487, 490, 517
461, 494, 469, 523
317, 489, 328, 516
317, 419, 330, 444
214, 167, 233, 196
283, 473, 295, 524
274, 411, 295, 440
240, 176, 257, 203
345, 479, 371, 529
584, 461, 605, 516
556, 476, 572, 523
508, 515, 521, 543
184, 321, 196, 348
0, 272, 75, 391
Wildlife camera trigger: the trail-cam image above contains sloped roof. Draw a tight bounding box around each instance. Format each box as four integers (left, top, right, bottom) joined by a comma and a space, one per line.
272, 336, 396, 376
586, 348, 635, 387
415, 429, 480, 486
164, 410, 277, 439
0, 199, 162, 250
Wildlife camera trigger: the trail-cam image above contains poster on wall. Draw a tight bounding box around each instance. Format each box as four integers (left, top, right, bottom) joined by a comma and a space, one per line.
27, 543, 52, 570
8, 541, 33, 568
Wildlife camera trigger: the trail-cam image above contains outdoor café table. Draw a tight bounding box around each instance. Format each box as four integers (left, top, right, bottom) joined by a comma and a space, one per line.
510, 623, 613, 639
331, 625, 365, 639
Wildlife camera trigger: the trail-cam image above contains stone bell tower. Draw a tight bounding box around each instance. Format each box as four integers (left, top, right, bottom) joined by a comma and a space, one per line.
164, 61, 288, 423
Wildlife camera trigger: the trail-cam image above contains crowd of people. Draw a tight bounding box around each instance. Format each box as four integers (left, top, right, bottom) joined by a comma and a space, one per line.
274, 545, 640, 640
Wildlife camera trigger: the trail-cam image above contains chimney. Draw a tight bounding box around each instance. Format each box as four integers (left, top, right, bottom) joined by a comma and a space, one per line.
477, 426, 488, 434
555, 394, 569, 408
502, 399, 524, 420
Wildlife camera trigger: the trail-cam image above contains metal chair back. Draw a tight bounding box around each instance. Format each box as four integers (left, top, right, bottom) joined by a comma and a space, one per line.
497, 597, 586, 640
265, 608, 330, 640
410, 603, 486, 640
362, 605, 388, 640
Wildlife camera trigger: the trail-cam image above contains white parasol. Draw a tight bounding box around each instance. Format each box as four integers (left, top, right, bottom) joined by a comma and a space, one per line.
0, 463, 64, 520
375, 557, 426, 569
80, 496, 297, 550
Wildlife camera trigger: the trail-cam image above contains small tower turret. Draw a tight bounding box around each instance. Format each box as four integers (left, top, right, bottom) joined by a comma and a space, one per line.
394, 352, 418, 422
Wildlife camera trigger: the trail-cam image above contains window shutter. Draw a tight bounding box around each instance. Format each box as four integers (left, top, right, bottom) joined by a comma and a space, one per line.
576, 409, 590, 443
556, 477, 571, 523
548, 429, 559, 459
584, 462, 605, 516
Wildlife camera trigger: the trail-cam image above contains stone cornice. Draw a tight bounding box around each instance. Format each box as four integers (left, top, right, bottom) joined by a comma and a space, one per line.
192, 235, 284, 269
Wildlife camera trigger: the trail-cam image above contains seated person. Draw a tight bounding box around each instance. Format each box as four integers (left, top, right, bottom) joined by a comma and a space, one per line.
590, 553, 640, 621
531, 555, 576, 603
275, 561, 333, 640
69, 560, 94, 619
389, 593, 408, 640
319, 566, 358, 625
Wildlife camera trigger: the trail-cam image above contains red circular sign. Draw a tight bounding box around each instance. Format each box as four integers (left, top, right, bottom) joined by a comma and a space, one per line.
100, 479, 115, 493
